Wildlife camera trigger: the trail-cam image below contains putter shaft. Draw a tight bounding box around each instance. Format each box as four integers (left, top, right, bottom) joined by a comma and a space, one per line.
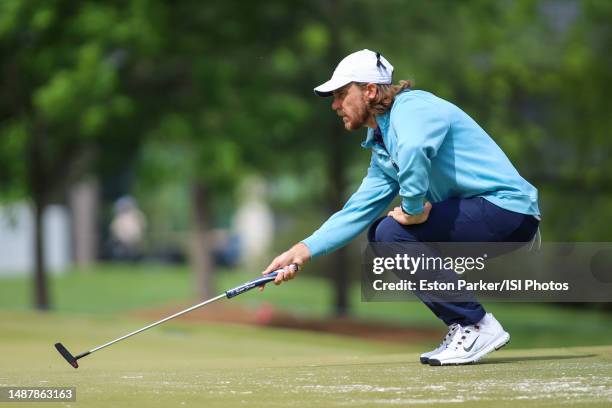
90, 293, 226, 354
54, 266, 295, 368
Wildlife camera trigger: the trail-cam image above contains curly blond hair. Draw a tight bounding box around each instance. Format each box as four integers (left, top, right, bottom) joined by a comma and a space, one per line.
364, 80, 413, 115
354, 80, 413, 115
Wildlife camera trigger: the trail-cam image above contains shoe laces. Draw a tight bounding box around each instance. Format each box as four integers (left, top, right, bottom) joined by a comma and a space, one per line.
448, 324, 480, 350
439, 323, 461, 348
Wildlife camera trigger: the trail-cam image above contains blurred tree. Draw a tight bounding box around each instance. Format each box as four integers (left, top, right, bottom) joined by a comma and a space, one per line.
359, 0, 612, 240
240, 0, 370, 315
0, 0, 145, 309
127, 0, 318, 298
129, 0, 371, 310
3, 0, 610, 314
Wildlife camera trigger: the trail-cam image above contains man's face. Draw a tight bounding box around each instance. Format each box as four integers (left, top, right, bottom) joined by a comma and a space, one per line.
331, 83, 370, 131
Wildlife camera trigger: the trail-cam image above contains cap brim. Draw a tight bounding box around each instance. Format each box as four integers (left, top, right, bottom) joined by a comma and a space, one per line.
313, 77, 352, 97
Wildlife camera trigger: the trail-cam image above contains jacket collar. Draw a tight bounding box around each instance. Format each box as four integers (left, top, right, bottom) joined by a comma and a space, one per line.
361, 110, 391, 149
360, 89, 411, 148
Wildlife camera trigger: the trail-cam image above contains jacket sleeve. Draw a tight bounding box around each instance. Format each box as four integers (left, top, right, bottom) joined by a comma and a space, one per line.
392, 98, 449, 215
301, 154, 399, 258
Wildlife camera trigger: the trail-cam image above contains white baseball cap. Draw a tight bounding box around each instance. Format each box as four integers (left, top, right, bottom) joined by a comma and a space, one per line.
313, 49, 394, 97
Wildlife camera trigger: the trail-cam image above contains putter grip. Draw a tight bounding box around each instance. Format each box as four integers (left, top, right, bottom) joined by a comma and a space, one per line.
225, 264, 297, 299
225, 271, 279, 299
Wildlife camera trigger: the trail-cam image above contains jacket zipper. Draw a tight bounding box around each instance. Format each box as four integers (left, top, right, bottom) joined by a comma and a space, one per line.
376, 137, 399, 171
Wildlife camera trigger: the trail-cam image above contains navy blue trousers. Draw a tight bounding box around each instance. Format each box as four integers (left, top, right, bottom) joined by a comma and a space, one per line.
368, 197, 539, 326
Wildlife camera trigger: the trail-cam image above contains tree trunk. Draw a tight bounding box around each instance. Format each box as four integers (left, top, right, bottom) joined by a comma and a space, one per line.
327, 131, 350, 316
69, 178, 99, 268
325, 0, 350, 317
32, 198, 49, 310
190, 180, 215, 299
29, 124, 50, 310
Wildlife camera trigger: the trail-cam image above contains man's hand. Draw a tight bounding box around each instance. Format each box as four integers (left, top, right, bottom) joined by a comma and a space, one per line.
260, 242, 311, 289
388, 202, 432, 225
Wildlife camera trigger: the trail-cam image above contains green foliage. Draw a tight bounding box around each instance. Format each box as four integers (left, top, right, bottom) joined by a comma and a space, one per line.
0, 121, 28, 200
127, 1, 312, 188
2, 1, 611, 231
0, 0, 146, 203
2, 1, 612, 313
355, 0, 612, 239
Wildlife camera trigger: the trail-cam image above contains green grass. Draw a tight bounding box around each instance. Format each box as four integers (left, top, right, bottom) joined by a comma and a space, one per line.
2, 263, 612, 349
0, 263, 192, 314
1, 310, 611, 407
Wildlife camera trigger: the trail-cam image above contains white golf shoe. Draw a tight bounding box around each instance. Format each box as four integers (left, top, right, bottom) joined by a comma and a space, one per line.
427, 313, 510, 366
419, 323, 460, 364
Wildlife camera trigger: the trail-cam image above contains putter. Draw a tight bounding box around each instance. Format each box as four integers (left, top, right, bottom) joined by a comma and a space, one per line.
54, 265, 296, 368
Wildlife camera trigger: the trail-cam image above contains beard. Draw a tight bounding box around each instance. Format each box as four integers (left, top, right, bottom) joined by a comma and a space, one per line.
338, 104, 370, 131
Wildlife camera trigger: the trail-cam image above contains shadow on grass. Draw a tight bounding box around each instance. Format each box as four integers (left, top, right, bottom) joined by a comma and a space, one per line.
480, 353, 597, 365
306, 354, 598, 369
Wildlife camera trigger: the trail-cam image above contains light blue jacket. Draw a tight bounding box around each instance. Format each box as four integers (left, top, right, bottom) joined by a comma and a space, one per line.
302, 90, 540, 258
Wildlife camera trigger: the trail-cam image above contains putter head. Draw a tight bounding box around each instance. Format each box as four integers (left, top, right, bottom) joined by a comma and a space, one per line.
54, 342, 79, 369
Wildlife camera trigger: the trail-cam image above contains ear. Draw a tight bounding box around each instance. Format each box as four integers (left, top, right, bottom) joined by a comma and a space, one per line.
364, 83, 378, 101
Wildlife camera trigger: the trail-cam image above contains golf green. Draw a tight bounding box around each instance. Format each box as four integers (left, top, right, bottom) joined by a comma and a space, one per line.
1, 310, 611, 407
